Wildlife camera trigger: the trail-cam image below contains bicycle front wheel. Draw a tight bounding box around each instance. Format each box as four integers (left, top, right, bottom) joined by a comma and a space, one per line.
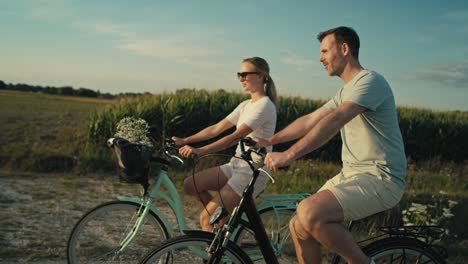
362, 237, 446, 264
67, 201, 169, 264
141, 232, 252, 264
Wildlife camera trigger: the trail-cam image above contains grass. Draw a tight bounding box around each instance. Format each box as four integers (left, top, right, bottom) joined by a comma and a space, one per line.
0, 90, 114, 171
263, 159, 468, 197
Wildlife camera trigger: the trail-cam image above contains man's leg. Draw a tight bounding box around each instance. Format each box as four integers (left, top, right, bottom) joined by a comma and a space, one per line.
289, 215, 321, 263
183, 166, 229, 206
291, 190, 370, 264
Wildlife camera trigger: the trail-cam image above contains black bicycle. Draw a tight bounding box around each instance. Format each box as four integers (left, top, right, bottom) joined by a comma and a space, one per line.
140, 138, 448, 264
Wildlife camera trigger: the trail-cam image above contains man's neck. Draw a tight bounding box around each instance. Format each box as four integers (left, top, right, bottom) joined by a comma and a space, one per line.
340, 60, 364, 84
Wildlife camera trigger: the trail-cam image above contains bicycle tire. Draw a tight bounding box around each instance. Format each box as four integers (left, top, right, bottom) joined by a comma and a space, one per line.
67, 201, 169, 264
141, 232, 253, 264
362, 237, 446, 264
233, 207, 296, 263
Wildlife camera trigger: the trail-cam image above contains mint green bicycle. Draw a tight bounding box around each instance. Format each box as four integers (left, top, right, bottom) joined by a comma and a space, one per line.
67, 138, 309, 263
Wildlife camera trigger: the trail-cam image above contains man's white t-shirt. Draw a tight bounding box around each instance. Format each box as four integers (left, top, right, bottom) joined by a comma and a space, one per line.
324, 70, 406, 189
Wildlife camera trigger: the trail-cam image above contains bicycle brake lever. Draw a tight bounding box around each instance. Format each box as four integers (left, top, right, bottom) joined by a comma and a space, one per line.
243, 137, 256, 147
164, 138, 184, 164
107, 138, 115, 148
258, 168, 275, 184
164, 148, 184, 165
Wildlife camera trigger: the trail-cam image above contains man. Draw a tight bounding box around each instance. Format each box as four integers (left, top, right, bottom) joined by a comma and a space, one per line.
260, 26, 406, 264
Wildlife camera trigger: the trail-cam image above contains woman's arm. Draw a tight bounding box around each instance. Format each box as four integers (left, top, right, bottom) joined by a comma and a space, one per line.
198, 124, 253, 155
178, 123, 253, 158
173, 118, 234, 146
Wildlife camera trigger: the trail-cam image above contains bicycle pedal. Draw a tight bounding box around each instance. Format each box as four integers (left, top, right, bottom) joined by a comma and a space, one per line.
209, 207, 229, 226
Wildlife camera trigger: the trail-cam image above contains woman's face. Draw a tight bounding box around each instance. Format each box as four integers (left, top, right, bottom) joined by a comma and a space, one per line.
238, 62, 263, 93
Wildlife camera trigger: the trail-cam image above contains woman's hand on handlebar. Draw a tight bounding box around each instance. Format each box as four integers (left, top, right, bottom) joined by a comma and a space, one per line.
264, 151, 293, 172
178, 145, 203, 159
171, 136, 187, 147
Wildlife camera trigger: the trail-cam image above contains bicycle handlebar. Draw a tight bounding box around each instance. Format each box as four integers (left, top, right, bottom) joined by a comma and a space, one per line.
239, 137, 275, 184
106, 137, 273, 182
163, 138, 184, 165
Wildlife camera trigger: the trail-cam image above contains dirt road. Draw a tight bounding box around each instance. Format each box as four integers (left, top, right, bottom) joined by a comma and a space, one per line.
0, 171, 200, 263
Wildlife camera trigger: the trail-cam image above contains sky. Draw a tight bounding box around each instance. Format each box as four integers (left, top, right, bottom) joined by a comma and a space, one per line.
1, 0, 467, 111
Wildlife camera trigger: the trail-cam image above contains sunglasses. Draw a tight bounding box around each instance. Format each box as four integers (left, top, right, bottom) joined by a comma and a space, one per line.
237, 72, 259, 79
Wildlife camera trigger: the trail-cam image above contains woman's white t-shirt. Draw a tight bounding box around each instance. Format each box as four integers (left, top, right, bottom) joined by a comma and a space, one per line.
221, 96, 276, 197
226, 96, 277, 156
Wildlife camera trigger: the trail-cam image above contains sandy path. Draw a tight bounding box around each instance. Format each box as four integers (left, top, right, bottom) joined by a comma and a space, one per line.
0, 171, 200, 263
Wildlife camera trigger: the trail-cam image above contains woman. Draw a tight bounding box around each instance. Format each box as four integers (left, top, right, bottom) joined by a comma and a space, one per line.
172, 57, 277, 231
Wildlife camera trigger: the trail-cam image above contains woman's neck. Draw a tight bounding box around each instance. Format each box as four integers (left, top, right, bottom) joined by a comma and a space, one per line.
250, 90, 266, 102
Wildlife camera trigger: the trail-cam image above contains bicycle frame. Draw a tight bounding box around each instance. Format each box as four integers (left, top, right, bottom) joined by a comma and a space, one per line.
115, 165, 188, 252
235, 193, 308, 259
109, 163, 301, 259
208, 169, 279, 264
102, 139, 305, 259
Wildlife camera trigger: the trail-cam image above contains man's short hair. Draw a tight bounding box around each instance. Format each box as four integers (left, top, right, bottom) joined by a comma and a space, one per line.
317, 26, 360, 59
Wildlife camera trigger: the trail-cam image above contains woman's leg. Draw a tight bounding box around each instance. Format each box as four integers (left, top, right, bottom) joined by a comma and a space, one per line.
183, 166, 229, 206
199, 184, 241, 231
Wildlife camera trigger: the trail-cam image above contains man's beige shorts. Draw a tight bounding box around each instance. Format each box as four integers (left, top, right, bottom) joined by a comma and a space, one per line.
220, 158, 270, 197
318, 170, 404, 221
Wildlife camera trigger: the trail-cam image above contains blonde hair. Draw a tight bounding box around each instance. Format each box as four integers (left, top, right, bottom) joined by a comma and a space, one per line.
243, 57, 278, 108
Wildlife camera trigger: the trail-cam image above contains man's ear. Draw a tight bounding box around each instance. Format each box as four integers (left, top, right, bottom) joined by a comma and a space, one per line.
341, 42, 350, 56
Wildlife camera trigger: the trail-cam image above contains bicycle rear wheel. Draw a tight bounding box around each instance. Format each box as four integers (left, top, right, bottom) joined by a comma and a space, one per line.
141, 232, 252, 264
67, 201, 169, 264
362, 237, 446, 264
234, 207, 296, 263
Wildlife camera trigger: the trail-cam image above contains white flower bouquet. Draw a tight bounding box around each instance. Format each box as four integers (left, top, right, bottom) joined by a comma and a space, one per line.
114, 117, 154, 148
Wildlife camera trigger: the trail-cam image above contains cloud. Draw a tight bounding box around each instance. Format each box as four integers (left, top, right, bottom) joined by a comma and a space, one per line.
441, 10, 468, 21
406, 61, 468, 89
27, 0, 73, 21
280, 50, 317, 71
440, 10, 468, 33
87, 21, 229, 69
93, 22, 135, 39
22, 0, 232, 70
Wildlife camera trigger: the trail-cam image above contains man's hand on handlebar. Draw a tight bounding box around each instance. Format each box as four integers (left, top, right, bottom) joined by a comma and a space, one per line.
264, 151, 293, 172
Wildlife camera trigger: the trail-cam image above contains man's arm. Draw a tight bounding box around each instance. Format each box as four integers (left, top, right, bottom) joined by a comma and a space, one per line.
265, 102, 366, 170
267, 105, 332, 146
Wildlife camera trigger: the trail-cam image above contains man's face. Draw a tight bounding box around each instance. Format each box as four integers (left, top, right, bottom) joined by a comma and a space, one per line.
319, 34, 345, 77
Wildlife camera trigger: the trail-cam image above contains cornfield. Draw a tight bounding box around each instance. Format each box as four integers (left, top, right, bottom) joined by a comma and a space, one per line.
86, 89, 468, 168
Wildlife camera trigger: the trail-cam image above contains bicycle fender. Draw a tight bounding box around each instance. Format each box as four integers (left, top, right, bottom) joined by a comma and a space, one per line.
238, 204, 297, 224
182, 230, 214, 238
255, 202, 297, 212
117, 196, 174, 237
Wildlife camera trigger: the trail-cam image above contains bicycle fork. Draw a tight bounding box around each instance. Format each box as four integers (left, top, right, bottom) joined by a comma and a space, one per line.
116, 197, 155, 254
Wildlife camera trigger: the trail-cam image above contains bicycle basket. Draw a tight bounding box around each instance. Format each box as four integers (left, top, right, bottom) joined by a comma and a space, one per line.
110, 137, 153, 185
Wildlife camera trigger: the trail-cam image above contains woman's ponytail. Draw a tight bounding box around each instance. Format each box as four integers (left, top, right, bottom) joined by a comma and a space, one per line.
264, 76, 277, 108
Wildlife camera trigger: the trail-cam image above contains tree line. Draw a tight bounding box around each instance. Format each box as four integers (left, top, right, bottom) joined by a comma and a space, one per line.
0, 80, 147, 99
